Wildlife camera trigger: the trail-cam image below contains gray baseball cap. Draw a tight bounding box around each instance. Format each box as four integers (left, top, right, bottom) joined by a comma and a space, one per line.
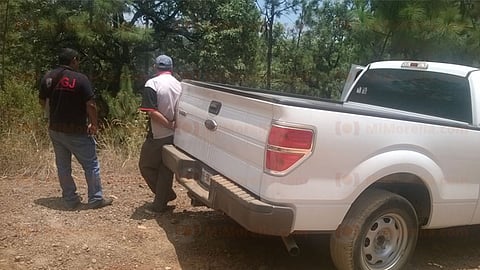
155, 55, 173, 69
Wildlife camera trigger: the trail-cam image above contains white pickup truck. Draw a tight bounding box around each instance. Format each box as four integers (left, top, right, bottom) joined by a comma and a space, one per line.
163, 60, 480, 270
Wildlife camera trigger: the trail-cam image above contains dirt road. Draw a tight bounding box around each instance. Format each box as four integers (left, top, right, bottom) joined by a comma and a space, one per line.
1, 173, 480, 270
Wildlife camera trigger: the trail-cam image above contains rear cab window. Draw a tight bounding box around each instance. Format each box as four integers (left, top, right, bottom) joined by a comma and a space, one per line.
347, 68, 472, 123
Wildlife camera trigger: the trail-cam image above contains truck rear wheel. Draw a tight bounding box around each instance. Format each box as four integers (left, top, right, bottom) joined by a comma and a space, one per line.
330, 189, 418, 270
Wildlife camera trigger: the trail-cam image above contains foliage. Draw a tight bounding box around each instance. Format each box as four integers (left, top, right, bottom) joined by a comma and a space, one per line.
103, 66, 140, 123
189, 0, 260, 84
4, 0, 480, 176
258, 0, 301, 89
0, 78, 50, 176
0, 77, 44, 133
134, 0, 262, 85
348, 0, 476, 65
267, 0, 353, 99
99, 66, 145, 156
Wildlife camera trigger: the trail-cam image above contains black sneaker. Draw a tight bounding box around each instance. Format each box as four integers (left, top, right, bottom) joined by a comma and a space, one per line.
89, 197, 113, 209
144, 204, 175, 215
65, 196, 82, 210
168, 191, 177, 202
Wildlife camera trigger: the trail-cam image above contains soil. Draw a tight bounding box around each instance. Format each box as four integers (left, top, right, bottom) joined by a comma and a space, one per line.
1, 167, 480, 270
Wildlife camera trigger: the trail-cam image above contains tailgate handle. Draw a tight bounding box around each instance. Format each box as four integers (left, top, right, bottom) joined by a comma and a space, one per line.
204, 119, 218, 131
208, 101, 222, 115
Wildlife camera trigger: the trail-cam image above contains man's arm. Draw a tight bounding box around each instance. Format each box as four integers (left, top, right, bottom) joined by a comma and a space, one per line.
140, 85, 175, 129
147, 110, 175, 130
86, 99, 99, 135
39, 98, 46, 109
39, 77, 49, 119
39, 76, 49, 110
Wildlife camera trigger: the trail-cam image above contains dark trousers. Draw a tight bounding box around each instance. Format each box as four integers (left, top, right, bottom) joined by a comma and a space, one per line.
138, 136, 175, 207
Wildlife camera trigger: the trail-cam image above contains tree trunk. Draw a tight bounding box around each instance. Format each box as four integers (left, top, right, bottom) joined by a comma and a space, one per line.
1, 0, 10, 92
266, 4, 275, 90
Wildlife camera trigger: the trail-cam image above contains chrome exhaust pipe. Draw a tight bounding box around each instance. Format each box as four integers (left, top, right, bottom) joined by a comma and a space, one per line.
282, 235, 300, 256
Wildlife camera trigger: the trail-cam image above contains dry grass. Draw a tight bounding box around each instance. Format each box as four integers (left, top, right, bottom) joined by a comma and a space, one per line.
0, 122, 146, 180
0, 78, 147, 180
0, 128, 52, 179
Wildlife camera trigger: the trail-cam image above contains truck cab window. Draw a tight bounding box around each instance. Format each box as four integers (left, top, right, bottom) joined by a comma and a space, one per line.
348, 69, 472, 123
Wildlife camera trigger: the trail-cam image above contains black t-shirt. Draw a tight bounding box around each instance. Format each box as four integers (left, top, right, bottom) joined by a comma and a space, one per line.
39, 66, 94, 134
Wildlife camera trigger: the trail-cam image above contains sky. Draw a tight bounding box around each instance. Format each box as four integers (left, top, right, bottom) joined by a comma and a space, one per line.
256, 0, 299, 27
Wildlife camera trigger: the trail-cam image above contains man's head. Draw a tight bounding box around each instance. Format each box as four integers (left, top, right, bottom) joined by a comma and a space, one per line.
154, 54, 173, 71
59, 48, 80, 70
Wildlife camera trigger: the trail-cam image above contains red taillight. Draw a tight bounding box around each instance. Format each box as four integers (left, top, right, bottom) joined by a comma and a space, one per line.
266, 151, 304, 172
268, 125, 313, 149
265, 124, 314, 173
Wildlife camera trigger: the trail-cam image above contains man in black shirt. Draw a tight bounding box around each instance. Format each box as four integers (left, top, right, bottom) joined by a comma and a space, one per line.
39, 48, 112, 210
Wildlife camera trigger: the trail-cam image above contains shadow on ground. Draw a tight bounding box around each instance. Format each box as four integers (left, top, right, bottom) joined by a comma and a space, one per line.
34, 196, 93, 212
127, 201, 480, 270
129, 204, 336, 270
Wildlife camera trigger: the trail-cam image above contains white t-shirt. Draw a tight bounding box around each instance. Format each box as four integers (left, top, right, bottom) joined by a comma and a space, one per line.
142, 72, 182, 139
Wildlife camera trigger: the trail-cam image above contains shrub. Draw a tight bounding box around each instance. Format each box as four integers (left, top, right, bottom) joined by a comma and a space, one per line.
98, 66, 146, 158
0, 77, 51, 177
0, 67, 146, 177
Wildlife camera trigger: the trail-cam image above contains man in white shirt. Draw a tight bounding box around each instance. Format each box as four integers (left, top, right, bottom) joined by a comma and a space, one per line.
139, 54, 182, 213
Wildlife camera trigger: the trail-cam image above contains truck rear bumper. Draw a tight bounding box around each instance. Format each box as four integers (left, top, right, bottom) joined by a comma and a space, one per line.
162, 144, 294, 236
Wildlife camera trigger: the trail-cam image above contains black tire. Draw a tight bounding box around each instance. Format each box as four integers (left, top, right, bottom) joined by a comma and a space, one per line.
330, 189, 419, 270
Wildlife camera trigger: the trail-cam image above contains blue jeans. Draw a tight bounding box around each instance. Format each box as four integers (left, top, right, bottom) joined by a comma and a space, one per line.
49, 130, 103, 204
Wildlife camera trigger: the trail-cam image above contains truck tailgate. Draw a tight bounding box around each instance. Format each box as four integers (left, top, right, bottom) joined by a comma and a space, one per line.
173, 81, 274, 195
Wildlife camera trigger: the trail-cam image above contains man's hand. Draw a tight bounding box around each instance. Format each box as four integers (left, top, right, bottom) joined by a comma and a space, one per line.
87, 123, 98, 135
167, 121, 175, 130
147, 110, 175, 130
